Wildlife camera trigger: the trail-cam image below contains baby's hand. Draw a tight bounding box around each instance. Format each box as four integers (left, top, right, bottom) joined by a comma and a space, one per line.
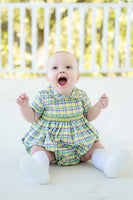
98, 93, 109, 109
16, 93, 29, 107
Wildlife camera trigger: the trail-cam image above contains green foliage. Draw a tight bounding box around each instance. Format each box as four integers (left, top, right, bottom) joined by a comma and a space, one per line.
0, 0, 133, 72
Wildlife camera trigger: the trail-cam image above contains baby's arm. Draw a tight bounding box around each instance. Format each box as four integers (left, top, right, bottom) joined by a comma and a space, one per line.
87, 94, 109, 122
16, 93, 39, 123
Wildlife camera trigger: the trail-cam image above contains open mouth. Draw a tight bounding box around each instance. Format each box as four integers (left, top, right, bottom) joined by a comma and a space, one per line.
58, 77, 67, 86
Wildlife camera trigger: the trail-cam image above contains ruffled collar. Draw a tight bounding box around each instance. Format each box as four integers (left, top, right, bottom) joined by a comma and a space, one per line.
47, 85, 78, 100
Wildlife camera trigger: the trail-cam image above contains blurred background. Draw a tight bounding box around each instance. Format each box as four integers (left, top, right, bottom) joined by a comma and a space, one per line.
0, 0, 133, 77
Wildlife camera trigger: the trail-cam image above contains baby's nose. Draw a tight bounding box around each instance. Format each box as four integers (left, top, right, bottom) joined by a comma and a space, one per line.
59, 70, 65, 73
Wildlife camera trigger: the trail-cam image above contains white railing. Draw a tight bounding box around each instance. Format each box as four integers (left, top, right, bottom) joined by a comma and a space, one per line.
0, 3, 133, 74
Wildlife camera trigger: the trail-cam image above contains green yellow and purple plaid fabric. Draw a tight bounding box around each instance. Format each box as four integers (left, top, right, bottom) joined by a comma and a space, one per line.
22, 85, 99, 166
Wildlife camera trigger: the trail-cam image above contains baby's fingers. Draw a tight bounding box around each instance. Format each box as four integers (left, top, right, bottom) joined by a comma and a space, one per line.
16, 96, 23, 104
20, 93, 28, 99
16, 93, 28, 104
101, 93, 108, 99
101, 98, 109, 108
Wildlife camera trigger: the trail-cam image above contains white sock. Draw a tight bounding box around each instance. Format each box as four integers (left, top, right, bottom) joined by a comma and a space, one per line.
91, 148, 108, 171
32, 150, 49, 169
20, 151, 50, 184
103, 147, 129, 178
91, 147, 129, 178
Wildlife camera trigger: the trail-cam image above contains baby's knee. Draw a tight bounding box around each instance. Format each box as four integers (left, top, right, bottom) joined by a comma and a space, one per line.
80, 151, 92, 162
31, 145, 45, 156
92, 141, 105, 150
47, 151, 56, 163
31, 146, 55, 163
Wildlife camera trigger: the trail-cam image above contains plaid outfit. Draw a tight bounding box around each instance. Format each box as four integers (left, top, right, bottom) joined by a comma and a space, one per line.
22, 85, 99, 166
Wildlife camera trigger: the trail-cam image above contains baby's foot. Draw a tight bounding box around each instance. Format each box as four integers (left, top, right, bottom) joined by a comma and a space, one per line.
104, 147, 129, 178
20, 156, 49, 184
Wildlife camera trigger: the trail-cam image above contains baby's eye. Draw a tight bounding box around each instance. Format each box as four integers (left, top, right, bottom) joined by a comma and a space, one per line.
52, 66, 58, 70
66, 66, 72, 69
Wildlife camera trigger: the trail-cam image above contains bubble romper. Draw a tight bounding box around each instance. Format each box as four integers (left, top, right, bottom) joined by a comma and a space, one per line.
22, 85, 99, 166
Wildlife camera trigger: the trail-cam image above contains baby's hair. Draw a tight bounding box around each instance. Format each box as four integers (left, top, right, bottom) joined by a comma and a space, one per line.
51, 51, 75, 57
47, 51, 79, 73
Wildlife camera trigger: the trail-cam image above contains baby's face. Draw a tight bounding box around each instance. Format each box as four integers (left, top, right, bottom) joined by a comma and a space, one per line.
46, 52, 80, 96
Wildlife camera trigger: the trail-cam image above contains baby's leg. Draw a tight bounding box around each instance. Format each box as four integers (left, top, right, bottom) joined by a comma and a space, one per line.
80, 142, 104, 162
31, 145, 56, 163
20, 146, 55, 184
80, 142, 129, 178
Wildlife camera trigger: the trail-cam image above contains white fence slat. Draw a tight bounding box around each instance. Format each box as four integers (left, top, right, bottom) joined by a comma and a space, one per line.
8, 7, 14, 71
101, 7, 109, 72
79, 7, 86, 73
125, 7, 132, 70
55, 7, 61, 52
90, 7, 97, 71
67, 7, 73, 53
0, 8, 1, 70
20, 7, 26, 71
32, 7, 37, 71
114, 7, 121, 71
44, 6, 50, 73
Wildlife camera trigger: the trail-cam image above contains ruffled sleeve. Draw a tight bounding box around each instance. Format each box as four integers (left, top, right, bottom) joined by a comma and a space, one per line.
81, 91, 92, 117
31, 91, 45, 117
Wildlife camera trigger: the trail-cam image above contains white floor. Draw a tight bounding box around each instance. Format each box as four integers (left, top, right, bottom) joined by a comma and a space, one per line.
0, 77, 133, 200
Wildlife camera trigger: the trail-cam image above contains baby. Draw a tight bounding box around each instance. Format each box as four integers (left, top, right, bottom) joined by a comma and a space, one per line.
17, 51, 129, 184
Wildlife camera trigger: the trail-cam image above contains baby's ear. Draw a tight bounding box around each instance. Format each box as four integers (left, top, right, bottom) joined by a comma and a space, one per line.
76, 73, 80, 82
45, 75, 49, 82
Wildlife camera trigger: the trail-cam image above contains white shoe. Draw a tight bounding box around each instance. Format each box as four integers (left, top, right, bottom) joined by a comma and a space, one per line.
20, 156, 49, 184
104, 147, 129, 178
